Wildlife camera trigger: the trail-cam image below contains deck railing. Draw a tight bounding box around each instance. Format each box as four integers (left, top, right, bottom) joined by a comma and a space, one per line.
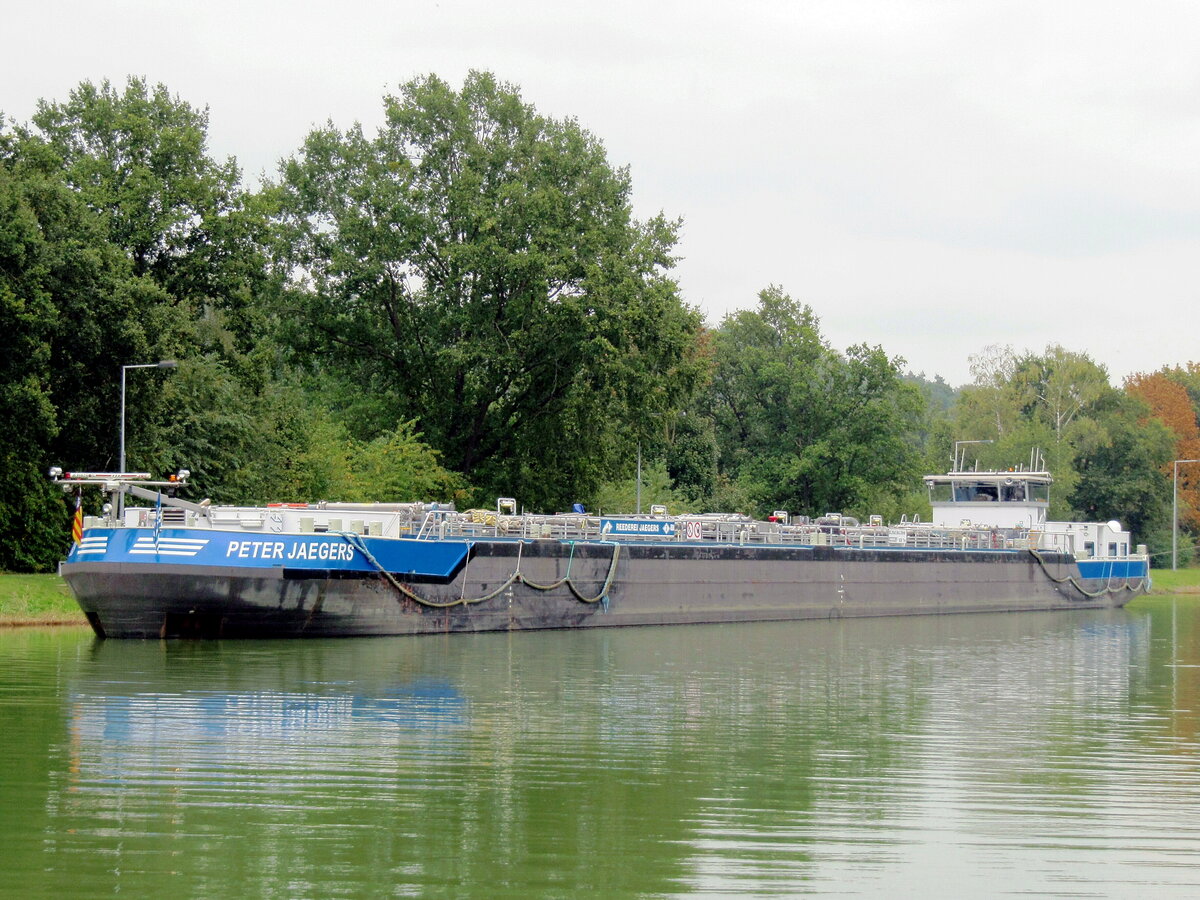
99, 503, 1142, 560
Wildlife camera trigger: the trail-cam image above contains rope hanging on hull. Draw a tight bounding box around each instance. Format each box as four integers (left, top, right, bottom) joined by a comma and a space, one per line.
338, 533, 621, 609
1027, 548, 1150, 598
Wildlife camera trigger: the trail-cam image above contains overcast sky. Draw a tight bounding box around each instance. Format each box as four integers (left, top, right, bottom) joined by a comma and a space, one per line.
4, 0, 1198, 385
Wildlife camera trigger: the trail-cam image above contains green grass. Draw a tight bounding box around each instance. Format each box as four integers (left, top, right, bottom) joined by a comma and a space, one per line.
0, 573, 87, 626
1148, 567, 1200, 594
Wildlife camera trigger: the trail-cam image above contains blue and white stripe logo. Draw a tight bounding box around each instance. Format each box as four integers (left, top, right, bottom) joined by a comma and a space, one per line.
130, 536, 210, 557
76, 535, 110, 556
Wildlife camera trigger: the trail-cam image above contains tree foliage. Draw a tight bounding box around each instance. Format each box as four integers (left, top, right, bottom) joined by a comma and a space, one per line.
274, 71, 705, 510
0, 78, 461, 570
959, 345, 1027, 439
1018, 345, 1112, 442
707, 286, 923, 518
3, 72, 1200, 571
0, 148, 67, 569
32, 78, 246, 297
948, 344, 1187, 555
1069, 391, 1175, 551
1126, 370, 1200, 529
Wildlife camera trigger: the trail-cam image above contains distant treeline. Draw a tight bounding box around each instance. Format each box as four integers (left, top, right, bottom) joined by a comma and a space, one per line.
2, 73, 1198, 571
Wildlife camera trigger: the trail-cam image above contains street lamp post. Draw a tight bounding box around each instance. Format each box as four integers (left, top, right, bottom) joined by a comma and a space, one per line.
636, 442, 642, 515
118, 361, 177, 517
953, 439, 994, 472
1173, 458, 1200, 570
119, 360, 177, 474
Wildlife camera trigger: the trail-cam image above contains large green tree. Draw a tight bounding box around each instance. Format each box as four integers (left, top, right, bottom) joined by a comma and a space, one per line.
708, 286, 924, 518
0, 124, 177, 568
951, 345, 1118, 518
0, 146, 66, 569
31, 77, 255, 312
17, 79, 366, 507
15, 78, 277, 477
6, 131, 179, 472
274, 71, 705, 510
1069, 391, 1174, 557
2, 81, 321, 569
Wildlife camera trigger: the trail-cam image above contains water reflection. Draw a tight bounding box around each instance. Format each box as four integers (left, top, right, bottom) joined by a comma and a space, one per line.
72, 678, 467, 746
4, 603, 1200, 897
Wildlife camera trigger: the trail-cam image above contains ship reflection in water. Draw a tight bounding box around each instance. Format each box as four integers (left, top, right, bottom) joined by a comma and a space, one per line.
72, 680, 468, 748
14, 604, 1200, 897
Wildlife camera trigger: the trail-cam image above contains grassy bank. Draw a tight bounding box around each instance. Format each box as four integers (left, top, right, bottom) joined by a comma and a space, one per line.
0, 573, 86, 627
1146, 567, 1200, 595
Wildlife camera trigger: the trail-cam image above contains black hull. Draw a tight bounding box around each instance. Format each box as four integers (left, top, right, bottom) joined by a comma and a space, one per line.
62, 540, 1145, 639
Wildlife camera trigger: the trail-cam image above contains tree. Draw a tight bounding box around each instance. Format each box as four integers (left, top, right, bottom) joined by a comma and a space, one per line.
1126, 370, 1200, 536
591, 460, 692, 515
17, 77, 285, 471
948, 344, 1128, 520
31, 77, 277, 369
1163, 362, 1200, 415
31, 78, 249, 299
273, 71, 705, 510
0, 150, 66, 570
1, 123, 180, 568
1070, 392, 1175, 558
708, 286, 923, 518
1019, 345, 1112, 442
958, 345, 1027, 439
336, 421, 464, 503
662, 405, 719, 507
0, 80, 312, 571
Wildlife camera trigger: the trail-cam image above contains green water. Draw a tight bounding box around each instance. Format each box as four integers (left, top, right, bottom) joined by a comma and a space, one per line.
2, 600, 1199, 897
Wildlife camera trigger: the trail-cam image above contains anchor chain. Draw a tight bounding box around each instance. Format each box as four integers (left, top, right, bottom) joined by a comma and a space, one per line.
338, 532, 620, 609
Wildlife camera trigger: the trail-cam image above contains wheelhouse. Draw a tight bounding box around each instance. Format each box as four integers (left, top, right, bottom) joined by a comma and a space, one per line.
924, 470, 1052, 530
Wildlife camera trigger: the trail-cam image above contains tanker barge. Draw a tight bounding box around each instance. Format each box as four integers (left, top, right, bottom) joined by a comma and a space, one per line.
53, 458, 1149, 639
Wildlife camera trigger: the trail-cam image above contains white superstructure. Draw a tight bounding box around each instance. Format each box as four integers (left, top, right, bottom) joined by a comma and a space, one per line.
925, 460, 1137, 559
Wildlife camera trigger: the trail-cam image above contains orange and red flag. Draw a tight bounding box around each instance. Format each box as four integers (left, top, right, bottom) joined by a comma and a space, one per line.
71, 492, 83, 545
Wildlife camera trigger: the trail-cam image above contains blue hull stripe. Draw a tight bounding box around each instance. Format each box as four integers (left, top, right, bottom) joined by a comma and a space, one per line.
1076, 559, 1147, 580
67, 528, 470, 580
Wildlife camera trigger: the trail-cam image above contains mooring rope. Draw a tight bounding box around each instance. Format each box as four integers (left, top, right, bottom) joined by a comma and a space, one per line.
338, 532, 620, 609
1027, 548, 1150, 598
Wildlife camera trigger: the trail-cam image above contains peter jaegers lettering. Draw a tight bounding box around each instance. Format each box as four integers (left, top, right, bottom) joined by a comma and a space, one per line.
225, 539, 356, 562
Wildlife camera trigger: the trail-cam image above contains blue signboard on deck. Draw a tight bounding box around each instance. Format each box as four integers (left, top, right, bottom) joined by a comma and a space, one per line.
600, 518, 676, 537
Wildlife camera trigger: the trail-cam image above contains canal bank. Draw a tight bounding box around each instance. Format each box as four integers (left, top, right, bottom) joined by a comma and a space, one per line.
0, 573, 86, 627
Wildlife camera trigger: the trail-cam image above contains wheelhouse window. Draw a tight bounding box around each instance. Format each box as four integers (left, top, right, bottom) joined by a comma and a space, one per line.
934, 477, 1049, 504
950, 481, 1000, 501
1001, 481, 1027, 502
